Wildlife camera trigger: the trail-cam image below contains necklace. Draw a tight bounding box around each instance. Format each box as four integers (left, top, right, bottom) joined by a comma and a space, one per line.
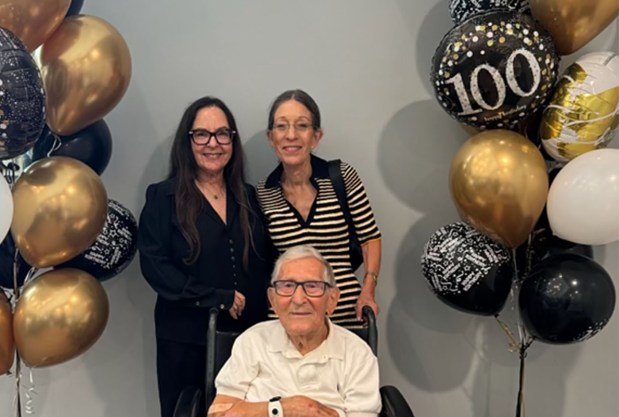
196, 179, 225, 200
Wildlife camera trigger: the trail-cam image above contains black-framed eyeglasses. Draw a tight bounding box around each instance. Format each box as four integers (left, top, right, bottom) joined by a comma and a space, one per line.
188, 128, 235, 145
272, 280, 331, 297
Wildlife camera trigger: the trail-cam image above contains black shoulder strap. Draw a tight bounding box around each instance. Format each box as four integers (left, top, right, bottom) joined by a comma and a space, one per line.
328, 160, 357, 240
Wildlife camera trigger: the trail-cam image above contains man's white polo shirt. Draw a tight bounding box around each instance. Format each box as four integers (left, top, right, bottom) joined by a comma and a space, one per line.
215, 319, 381, 417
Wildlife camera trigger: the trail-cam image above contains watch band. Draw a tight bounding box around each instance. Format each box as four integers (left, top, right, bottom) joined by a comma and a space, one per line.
268, 396, 283, 417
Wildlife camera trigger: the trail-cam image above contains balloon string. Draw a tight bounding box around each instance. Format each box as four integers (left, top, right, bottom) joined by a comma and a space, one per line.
48, 134, 62, 157
515, 338, 534, 417
24, 369, 37, 415
23, 267, 39, 287
494, 315, 519, 352
14, 353, 22, 417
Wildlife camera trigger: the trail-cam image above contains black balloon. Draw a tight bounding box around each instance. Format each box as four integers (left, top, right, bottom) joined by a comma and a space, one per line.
421, 222, 513, 316
519, 254, 616, 344
32, 120, 112, 174
66, 0, 85, 17
0, 234, 31, 289
60, 199, 137, 281
449, 0, 530, 25
431, 11, 559, 129
0, 28, 45, 160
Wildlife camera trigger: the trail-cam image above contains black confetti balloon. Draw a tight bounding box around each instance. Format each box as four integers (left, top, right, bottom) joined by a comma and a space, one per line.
421, 222, 513, 316
519, 254, 616, 344
60, 199, 138, 281
431, 11, 559, 129
449, 0, 530, 25
0, 28, 45, 160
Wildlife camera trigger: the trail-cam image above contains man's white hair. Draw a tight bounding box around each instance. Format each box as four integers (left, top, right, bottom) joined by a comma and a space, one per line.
271, 245, 336, 286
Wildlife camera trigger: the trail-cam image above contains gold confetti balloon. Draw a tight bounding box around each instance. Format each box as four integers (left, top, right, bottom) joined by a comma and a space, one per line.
541, 52, 619, 162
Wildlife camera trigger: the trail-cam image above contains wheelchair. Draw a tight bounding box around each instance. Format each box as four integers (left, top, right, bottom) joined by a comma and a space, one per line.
173, 306, 415, 417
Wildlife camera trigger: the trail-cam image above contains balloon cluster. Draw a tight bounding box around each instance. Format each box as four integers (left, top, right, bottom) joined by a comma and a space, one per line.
425, 0, 619, 355
0, 0, 137, 378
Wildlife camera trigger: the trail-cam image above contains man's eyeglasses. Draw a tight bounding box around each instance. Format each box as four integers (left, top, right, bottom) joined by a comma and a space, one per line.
272, 280, 331, 297
271, 122, 314, 134
188, 128, 235, 145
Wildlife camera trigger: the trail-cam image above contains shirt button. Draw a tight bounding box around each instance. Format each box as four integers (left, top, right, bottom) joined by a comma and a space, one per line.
230, 247, 234, 253
195, 301, 200, 307
231, 256, 235, 261
219, 304, 225, 309
229, 239, 234, 244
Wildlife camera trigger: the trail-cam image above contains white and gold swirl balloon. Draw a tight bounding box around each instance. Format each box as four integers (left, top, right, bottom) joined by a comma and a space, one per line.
541, 52, 619, 162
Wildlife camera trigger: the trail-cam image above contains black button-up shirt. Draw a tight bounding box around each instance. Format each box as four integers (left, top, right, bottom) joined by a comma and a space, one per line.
138, 177, 275, 344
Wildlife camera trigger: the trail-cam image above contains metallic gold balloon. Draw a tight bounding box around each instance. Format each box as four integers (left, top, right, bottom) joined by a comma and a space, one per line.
0, 291, 14, 374
13, 268, 109, 368
10, 156, 108, 268
529, 0, 619, 55
41, 15, 132, 136
541, 52, 619, 162
0, 0, 70, 52
449, 130, 549, 248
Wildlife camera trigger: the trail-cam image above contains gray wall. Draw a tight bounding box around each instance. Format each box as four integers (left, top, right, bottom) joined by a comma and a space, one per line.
1, 1, 617, 416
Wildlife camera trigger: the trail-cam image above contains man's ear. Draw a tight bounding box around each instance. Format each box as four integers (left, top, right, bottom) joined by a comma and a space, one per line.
326, 286, 340, 316
267, 287, 276, 309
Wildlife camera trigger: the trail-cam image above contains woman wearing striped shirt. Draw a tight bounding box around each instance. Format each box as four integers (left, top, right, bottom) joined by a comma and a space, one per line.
257, 89, 382, 328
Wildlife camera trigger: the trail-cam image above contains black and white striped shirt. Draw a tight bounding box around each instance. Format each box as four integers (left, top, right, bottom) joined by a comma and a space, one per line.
257, 155, 381, 327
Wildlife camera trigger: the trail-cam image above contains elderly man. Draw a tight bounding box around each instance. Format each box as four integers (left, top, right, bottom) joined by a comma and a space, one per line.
208, 245, 381, 417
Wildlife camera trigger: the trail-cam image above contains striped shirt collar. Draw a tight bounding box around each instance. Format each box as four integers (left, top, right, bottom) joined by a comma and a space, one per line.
264, 154, 330, 189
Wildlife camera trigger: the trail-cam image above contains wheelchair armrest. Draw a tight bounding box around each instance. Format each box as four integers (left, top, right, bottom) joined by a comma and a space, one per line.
173, 386, 202, 417
380, 385, 415, 417
362, 305, 378, 355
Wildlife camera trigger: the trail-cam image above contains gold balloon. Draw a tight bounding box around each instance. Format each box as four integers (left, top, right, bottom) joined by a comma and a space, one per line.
41, 15, 132, 135
0, 291, 14, 375
541, 52, 619, 162
529, 0, 619, 55
449, 130, 549, 248
13, 268, 109, 368
0, 0, 70, 52
11, 156, 108, 268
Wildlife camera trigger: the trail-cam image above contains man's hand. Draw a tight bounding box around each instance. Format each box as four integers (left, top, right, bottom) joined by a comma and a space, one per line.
280, 395, 339, 417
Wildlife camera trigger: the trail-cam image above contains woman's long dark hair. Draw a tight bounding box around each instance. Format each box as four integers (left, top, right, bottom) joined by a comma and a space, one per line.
169, 96, 255, 267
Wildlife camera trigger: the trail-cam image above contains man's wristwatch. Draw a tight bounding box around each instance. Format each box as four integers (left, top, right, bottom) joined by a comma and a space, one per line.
268, 396, 283, 417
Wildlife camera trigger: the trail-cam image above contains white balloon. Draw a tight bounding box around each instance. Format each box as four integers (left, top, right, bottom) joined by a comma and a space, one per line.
547, 149, 619, 245
0, 176, 13, 240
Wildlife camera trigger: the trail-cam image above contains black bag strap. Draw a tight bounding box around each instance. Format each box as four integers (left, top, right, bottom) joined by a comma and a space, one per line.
328, 159, 358, 244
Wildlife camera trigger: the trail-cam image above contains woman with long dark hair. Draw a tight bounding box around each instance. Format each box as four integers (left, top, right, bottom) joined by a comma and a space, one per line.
138, 96, 274, 417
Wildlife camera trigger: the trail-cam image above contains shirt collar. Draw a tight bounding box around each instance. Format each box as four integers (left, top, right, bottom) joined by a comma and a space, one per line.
268, 319, 344, 361
264, 154, 330, 189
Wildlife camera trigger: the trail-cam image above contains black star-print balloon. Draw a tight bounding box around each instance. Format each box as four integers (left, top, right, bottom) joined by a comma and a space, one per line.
449, 0, 530, 25
0, 28, 45, 160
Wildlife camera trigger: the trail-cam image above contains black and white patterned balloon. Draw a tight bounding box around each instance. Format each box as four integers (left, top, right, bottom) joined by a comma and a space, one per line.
421, 222, 513, 316
0, 28, 45, 160
61, 199, 138, 281
449, 0, 530, 25
431, 11, 559, 130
